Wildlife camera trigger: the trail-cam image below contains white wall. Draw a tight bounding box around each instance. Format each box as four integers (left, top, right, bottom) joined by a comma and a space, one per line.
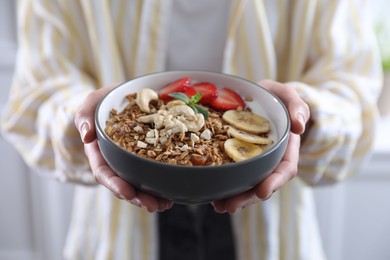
1, 1, 390, 260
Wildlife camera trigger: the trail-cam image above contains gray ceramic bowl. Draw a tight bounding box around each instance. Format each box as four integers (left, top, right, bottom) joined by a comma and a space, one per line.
95, 71, 290, 204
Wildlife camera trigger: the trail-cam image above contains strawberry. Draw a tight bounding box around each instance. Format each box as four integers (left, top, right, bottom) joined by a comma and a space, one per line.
192, 82, 218, 104
209, 87, 245, 111
183, 86, 197, 98
159, 77, 191, 102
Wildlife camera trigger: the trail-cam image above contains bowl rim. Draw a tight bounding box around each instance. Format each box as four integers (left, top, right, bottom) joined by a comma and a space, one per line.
95, 70, 291, 170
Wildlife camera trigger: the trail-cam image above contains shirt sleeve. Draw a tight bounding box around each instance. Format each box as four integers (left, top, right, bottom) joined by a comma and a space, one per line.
1, 0, 97, 184
287, 0, 383, 186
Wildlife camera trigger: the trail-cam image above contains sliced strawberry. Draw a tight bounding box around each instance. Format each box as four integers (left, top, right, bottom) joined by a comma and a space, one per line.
192, 82, 218, 104
183, 86, 197, 98
209, 88, 245, 111
159, 77, 191, 101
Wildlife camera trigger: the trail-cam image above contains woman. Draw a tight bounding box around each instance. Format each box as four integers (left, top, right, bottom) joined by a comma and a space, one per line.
1, 0, 382, 259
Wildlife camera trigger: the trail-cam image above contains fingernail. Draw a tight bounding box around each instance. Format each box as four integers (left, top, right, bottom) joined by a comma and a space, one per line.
229, 208, 241, 215
158, 201, 169, 212
214, 207, 226, 214
129, 198, 142, 208
80, 122, 90, 142
296, 113, 306, 131
262, 190, 275, 201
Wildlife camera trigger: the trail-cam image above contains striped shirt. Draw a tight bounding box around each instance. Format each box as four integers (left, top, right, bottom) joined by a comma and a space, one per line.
1, 0, 382, 259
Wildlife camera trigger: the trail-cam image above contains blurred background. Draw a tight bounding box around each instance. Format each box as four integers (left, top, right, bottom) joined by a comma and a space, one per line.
1, 1, 390, 259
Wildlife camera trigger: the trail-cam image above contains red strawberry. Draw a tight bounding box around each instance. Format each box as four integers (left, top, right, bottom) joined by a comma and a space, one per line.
209, 88, 245, 111
159, 77, 191, 101
183, 86, 197, 97
192, 82, 218, 104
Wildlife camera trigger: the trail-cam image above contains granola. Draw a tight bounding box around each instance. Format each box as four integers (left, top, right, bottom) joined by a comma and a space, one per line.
104, 78, 273, 166
105, 93, 234, 166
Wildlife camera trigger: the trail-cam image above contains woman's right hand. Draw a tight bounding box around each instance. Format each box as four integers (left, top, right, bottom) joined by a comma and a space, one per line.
74, 85, 173, 212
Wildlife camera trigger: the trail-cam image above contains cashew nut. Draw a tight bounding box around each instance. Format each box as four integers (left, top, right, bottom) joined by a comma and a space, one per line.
136, 88, 158, 113
137, 114, 165, 129
137, 103, 205, 137
166, 100, 186, 109
168, 105, 195, 118
169, 119, 188, 134
145, 129, 159, 146
178, 114, 204, 132
200, 129, 212, 140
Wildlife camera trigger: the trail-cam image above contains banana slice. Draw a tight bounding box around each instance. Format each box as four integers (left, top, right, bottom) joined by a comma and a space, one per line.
227, 126, 273, 145
224, 138, 263, 162
222, 110, 270, 134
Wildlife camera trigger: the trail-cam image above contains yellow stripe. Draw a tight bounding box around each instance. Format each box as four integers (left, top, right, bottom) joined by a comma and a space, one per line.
301, 139, 341, 158
95, 190, 104, 258
227, 0, 247, 75
24, 150, 55, 169
253, 0, 272, 79
322, 0, 338, 69
255, 205, 267, 259
106, 198, 122, 260
3, 106, 35, 125
298, 164, 326, 176
275, 0, 286, 52
275, 0, 288, 81
289, 1, 313, 80
348, 4, 376, 78
80, 1, 103, 84
241, 209, 252, 260
51, 20, 69, 77
323, 167, 349, 182
58, 1, 88, 65
146, 1, 161, 73
238, 18, 254, 81
115, 0, 127, 72
330, 156, 348, 166
102, 0, 124, 82
63, 126, 83, 138
354, 135, 375, 157
226, 0, 243, 35
44, 0, 75, 76
39, 0, 59, 79
140, 210, 150, 260
130, 0, 143, 78
24, 3, 44, 83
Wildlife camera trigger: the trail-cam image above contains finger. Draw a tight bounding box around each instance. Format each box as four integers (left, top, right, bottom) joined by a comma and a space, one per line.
130, 192, 173, 213
223, 190, 259, 214
213, 134, 301, 212
212, 200, 227, 213
255, 133, 300, 200
126, 190, 173, 213
74, 84, 118, 144
84, 140, 137, 200
157, 199, 174, 212
258, 80, 310, 135
85, 140, 168, 213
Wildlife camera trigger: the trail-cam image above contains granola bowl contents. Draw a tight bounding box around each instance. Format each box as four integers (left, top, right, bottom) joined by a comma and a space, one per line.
95, 71, 290, 204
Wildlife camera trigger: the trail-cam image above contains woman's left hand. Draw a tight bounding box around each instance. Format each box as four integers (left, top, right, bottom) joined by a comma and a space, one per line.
212, 80, 310, 214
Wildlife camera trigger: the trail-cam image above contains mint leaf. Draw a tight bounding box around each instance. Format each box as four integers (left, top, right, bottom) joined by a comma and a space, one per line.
189, 93, 202, 105
168, 92, 190, 103
194, 104, 209, 120
168, 91, 209, 120
189, 104, 199, 114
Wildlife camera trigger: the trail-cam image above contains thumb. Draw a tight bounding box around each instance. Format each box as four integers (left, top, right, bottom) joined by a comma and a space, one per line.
258, 80, 310, 135
75, 85, 118, 144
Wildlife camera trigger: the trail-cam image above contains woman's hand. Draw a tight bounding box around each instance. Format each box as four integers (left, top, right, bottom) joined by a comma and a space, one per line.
74, 85, 173, 213
213, 80, 310, 214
